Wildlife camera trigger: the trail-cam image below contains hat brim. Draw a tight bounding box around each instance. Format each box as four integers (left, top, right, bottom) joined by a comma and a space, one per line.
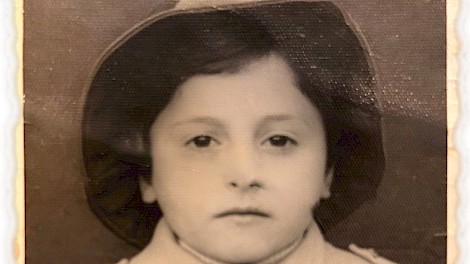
83, 0, 385, 248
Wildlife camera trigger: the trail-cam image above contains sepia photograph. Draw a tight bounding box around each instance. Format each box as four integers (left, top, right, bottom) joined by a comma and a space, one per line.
24, 0, 447, 263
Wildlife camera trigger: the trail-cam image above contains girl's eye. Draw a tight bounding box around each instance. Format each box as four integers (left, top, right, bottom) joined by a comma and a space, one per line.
266, 135, 297, 147
186, 135, 217, 148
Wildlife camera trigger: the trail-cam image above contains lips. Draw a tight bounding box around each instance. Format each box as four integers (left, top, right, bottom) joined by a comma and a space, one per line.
215, 208, 271, 218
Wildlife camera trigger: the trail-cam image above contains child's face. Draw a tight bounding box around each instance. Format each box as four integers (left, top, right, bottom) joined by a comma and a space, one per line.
141, 54, 332, 263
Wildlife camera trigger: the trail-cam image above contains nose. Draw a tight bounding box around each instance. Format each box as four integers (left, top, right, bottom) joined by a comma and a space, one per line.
225, 145, 263, 192
229, 181, 262, 189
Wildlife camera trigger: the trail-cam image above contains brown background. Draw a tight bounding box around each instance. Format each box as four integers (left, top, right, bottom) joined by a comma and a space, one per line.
24, 0, 446, 263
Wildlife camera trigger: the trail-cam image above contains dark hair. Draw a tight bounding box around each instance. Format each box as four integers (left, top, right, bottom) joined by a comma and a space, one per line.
87, 10, 343, 174
83, 4, 384, 247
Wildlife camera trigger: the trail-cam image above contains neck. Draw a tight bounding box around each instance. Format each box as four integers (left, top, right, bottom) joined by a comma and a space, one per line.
132, 218, 326, 264
177, 229, 307, 264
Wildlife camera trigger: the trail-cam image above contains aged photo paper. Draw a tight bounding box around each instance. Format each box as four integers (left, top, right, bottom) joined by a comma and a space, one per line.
1, 0, 24, 264
0, 0, 464, 263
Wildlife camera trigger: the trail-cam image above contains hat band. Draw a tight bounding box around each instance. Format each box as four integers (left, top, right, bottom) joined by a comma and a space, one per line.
176, 0, 270, 9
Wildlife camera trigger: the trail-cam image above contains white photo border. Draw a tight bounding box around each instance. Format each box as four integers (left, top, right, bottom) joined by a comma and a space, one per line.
0, 0, 466, 263
457, 0, 470, 263
1, 0, 23, 264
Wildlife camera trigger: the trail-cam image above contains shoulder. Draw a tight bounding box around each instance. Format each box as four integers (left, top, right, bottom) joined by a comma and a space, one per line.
116, 259, 129, 264
323, 243, 370, 264
323, 243, 397, 264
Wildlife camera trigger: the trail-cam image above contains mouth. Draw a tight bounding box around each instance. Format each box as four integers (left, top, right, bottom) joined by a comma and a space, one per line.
215, 208, 271, 218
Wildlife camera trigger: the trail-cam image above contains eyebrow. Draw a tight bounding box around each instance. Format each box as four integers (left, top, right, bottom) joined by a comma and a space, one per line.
170, 114, 308, 129
257, 114, 314, 130
170, 116, 226, 128
258, 114, 296, 124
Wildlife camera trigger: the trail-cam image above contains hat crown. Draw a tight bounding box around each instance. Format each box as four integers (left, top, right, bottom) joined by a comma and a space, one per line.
83, 0, 385, 248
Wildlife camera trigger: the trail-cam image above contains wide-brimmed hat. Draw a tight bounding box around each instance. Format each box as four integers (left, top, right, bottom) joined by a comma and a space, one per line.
82, 0, 385, 248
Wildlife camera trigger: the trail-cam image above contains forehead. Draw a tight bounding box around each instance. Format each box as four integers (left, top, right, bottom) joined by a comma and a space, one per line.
155, 54, 322, 127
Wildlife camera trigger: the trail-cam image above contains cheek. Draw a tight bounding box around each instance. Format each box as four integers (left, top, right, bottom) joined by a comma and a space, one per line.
151, 165, 207, 224
153, 153, 220, 189
151, 149, 222, 209
263, 148, 328, 200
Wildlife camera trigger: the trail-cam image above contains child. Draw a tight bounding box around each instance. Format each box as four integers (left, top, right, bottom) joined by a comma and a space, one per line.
82, 0, 392, 263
